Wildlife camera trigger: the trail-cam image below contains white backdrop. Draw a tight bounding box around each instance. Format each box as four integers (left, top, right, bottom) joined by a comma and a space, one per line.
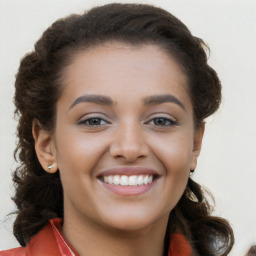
0, 0, 255, 255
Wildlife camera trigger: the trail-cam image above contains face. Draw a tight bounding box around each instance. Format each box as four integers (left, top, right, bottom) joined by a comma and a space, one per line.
35, 42, 203, 233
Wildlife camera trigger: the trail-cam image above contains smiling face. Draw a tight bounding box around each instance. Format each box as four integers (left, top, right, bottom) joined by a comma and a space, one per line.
34, 42, 203, 233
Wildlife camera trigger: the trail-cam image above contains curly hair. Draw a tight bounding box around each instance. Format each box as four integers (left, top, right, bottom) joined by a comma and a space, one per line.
12, 3, 234, 255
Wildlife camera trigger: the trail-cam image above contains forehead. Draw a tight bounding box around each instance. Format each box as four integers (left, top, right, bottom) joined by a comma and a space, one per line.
59, 42, 192, 110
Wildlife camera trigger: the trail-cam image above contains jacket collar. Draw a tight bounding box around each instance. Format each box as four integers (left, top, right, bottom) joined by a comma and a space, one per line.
26, 218, 78, 256
25, 218, 191, 256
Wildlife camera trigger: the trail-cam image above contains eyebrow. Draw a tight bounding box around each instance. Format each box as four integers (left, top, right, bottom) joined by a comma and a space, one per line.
69, 94, 114, 109
69, 93, 185, 110
144, 94, 185, 110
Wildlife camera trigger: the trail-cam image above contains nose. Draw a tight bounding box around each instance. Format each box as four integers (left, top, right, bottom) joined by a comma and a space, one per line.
110, 122, 149, 162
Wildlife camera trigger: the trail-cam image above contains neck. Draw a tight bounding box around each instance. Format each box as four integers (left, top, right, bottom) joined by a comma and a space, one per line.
62, 213, 169, 256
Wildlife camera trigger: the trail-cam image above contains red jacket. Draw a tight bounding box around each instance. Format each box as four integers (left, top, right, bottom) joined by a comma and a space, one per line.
0, 219, 192, 256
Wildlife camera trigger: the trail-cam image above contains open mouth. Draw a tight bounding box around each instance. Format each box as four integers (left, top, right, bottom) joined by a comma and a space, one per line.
96, 167, 160, 195
98, 174, 159, 186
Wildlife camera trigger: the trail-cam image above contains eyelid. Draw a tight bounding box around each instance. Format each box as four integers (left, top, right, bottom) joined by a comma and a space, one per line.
147, 118, 177, 125
145, 113, 177, 122
78, 118, 109, 126
144, 112, 178, 128
77, 113, 111, 125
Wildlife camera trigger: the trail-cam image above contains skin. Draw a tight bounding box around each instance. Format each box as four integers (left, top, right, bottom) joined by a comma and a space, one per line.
33, 42, 204, 256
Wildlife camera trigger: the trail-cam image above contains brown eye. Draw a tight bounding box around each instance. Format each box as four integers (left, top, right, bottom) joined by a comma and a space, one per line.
89, 118, 102, 125
154, 118, 168, 126
152, 118, 176, 126
78, 118, 108, 126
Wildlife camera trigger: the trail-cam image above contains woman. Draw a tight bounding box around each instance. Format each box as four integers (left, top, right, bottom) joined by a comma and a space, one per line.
1, 3, 234, 256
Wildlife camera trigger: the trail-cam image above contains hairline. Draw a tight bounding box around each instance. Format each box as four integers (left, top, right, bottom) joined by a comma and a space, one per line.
50, 38, 199, 132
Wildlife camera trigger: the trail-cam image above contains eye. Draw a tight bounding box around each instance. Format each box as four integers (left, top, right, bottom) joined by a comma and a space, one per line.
148, 117, 177, 126
78, 117, 109, 126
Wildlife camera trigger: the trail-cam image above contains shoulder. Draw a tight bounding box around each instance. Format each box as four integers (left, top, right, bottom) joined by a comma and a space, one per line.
0, 247, 26, 256
0, 218, 58, 256
169, 234, 193, 256
0, 219, 76, 256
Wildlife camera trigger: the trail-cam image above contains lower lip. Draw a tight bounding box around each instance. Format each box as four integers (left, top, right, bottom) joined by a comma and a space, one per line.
100, 180, 157, 196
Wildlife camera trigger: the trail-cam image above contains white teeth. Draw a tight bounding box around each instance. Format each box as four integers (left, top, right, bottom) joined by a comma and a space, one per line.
102, 174, 154, 186
143, 175, 149, 185
113, 175, 120, 185
104, 176, 108, 183
120, 175, 129, 186
128, 175, 137, 186
137, 175, 144, 185
108, 175, 113, 184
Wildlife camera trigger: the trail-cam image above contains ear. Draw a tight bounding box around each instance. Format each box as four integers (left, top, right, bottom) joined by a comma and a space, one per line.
190, 123, 205, 171
32, 119, 58, 173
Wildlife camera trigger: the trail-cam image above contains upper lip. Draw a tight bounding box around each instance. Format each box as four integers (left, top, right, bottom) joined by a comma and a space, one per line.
96, 166, 160, 177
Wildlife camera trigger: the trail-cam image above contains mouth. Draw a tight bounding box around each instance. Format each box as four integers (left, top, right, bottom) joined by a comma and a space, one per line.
99, 174, 158, 186
97, 167, 160, 196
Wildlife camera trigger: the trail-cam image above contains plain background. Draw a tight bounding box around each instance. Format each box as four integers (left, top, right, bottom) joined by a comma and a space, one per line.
0, 0, 255, 255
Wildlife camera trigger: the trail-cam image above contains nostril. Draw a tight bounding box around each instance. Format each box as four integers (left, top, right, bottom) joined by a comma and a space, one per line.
109, 130, 149, 161
110, 149, 148, 162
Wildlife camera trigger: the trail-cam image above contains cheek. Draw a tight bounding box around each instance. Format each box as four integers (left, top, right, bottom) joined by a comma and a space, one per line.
149, 132, 193, 204
54, 128, 110, 177
150, 131, 194, 173
54, 130, 111, 214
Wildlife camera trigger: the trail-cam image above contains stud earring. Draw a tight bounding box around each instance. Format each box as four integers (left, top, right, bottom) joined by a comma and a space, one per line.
47, 163, 57, 173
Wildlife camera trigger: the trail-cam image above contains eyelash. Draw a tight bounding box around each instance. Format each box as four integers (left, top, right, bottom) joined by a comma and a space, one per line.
78, 117, 110, 126
78, 117, 177, 127
147, 117, 177, 127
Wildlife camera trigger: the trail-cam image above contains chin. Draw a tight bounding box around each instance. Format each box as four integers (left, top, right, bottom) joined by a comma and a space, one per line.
98, 209, 169, 234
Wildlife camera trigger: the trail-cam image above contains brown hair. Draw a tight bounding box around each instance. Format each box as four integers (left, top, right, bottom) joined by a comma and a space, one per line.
13, 3, 234, 255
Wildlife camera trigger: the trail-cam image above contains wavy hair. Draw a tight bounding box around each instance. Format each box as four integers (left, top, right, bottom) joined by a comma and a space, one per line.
12, 3, 234, 255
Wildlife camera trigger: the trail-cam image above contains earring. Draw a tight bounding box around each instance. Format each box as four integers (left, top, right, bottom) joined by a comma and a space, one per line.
47, 163, 57, 173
